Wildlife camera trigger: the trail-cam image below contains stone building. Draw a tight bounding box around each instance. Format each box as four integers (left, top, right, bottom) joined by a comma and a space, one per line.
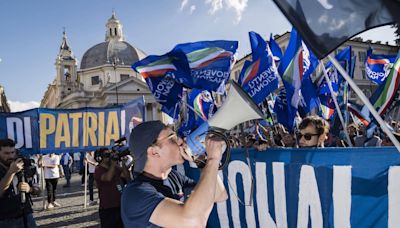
40, 12, 167, 122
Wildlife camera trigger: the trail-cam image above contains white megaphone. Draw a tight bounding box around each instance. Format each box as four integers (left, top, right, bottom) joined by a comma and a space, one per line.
185, 80, 264, 168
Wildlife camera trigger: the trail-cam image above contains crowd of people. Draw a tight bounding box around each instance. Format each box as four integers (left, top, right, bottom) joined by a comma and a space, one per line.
227, 116, 400, 150
1, 116, 400, 227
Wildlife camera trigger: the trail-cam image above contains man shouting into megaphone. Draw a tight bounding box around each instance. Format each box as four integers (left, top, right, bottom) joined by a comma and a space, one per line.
121, 120, 228, 228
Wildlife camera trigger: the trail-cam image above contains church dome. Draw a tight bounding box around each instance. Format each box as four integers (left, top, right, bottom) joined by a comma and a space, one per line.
80, 40, 146, 69
80, 12, 147, 69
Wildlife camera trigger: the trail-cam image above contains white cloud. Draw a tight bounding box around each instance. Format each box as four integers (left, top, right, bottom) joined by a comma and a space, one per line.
9, 101, 39, 112
205, 0, 248, 22
206, 0, 223, 14
226, 0, 248, 22
190, 5, 196, 14
180, 0, 189, 11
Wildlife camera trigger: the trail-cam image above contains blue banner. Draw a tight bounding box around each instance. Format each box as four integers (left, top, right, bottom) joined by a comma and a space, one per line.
0, 97, 145, 155
182, 147, 400, 227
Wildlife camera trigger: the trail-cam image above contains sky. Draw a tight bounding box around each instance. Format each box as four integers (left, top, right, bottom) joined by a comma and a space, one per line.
0, 0, 397, 112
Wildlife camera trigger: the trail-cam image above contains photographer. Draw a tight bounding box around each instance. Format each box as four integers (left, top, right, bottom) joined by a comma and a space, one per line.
94, 147, 131, 228
0, 138, 39, 228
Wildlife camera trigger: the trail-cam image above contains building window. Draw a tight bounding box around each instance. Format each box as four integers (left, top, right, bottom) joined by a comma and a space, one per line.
358, 51, 367, 62
114, 28, 117, 36
120, 74, 129, 81
361, 69, 366, 79
91, 76, 100, 85
109, 28, 112, 36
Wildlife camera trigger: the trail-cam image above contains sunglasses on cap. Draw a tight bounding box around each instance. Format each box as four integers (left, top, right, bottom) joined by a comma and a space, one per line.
297, 133, 319, 141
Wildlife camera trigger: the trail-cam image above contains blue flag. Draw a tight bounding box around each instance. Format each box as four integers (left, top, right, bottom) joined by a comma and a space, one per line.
239, 32, 279, 105
273, 88, 295, 131
132, 54, 184, 118
365, 48, 397, 85
275, 28, 319, 129
269, 33, 283, 64
317, 47, 352, 95
171, 40, 238, 91
178, 89, 216, 137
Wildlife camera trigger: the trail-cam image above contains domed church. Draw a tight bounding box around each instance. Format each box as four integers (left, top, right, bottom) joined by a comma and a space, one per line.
41, 12, 164, 121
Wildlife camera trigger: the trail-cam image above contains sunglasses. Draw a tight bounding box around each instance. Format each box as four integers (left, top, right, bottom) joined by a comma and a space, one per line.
297, 133, 319, 141
153, 133, 179, 146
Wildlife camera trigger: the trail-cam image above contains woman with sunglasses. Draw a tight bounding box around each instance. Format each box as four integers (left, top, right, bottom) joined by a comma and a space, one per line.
297, 116, 330, 148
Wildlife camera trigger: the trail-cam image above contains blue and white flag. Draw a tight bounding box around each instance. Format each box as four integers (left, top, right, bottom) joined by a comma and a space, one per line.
171, 40, 238, 91
365, 48, 397, 85
132, 54, 184, 118
239, 32, 279, 105
275, 28, 318, 129
178, 89, 216, 137
269, 33, 283, 64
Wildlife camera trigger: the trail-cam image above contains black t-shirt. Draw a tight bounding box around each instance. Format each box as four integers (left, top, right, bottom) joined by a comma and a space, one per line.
0, 165, 33, 220
121, 169, 196, 228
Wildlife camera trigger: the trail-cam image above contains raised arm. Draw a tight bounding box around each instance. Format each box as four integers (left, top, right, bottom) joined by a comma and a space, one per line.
149, 137, 225, 227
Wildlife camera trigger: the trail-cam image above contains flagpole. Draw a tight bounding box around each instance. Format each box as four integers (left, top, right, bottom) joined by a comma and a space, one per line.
319, 61, 353, 147
328, 55, 400, 152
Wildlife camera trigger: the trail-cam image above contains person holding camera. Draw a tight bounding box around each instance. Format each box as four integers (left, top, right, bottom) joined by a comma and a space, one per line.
94, 147, 131, 228
42, 153, 63, 209
0, 139, 39, 228
121, 120, 227, 227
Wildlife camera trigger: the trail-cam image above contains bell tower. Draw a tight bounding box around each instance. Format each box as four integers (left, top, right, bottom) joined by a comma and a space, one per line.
105, 10, 124, 42
55, 29, 78, 102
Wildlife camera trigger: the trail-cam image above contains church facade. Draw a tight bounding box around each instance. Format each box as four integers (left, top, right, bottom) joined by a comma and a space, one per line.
40, 13, 166, 122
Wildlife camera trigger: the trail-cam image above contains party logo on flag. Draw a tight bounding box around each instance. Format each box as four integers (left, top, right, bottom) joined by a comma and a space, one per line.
240, 59, 261, 86
365, 52, 396, 85
134, 57, 176, 79
187, 47, 233, 69
193, 90, 213, 120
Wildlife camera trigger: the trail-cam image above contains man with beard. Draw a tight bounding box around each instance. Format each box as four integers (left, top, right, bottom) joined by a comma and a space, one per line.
94, 147, 131, 228
0, 139, 39, 227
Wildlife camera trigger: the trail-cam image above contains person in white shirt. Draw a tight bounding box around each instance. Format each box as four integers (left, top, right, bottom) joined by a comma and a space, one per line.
85, 151, 98, 205
42, 153, 63, 209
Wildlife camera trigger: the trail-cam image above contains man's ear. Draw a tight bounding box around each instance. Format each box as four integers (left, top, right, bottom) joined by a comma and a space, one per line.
147, 146, 160, 158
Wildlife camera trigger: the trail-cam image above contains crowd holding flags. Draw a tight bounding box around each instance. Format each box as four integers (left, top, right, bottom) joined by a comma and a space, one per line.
132, 16, 400, 149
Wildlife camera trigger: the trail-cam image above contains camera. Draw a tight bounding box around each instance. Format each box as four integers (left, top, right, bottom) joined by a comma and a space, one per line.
16, 155, 36, 178
95, 137, 131, 162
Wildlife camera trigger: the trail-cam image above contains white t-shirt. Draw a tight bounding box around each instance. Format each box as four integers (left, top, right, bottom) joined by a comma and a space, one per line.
85, 153, 97, 174
42, 154, 60, 179
62, 153, 73, 166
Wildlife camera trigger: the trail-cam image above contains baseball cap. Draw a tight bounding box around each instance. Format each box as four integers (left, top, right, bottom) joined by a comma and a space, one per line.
129, 120, 166, 173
